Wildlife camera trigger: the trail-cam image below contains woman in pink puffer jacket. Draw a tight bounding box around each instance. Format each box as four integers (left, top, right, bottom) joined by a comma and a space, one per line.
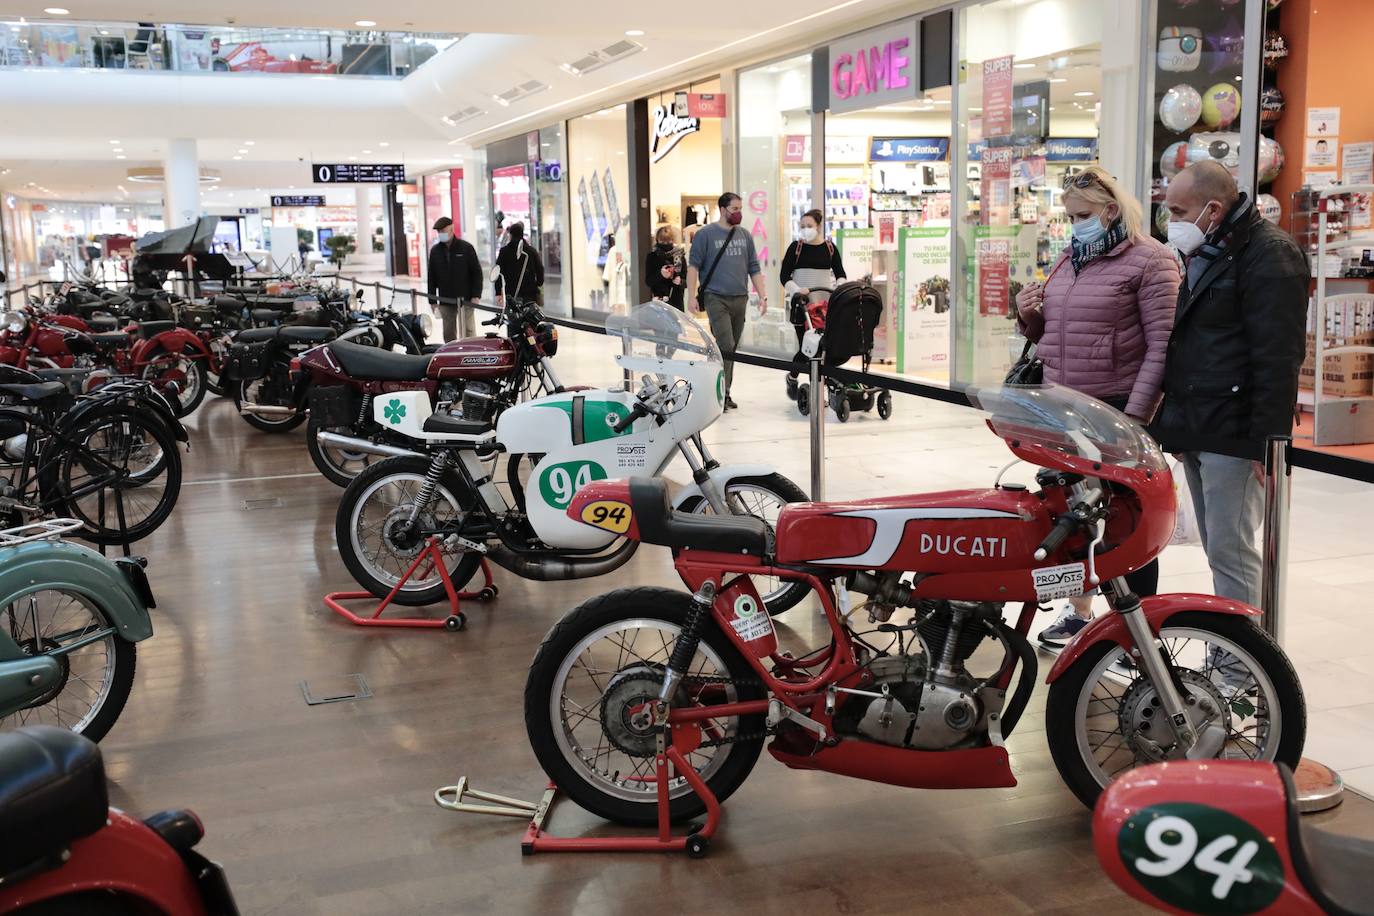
1014, 165, 1180, 646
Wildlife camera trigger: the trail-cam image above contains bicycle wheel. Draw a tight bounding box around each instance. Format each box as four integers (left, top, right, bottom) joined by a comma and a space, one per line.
56, 408, 181, 545
0, 587, 136, 742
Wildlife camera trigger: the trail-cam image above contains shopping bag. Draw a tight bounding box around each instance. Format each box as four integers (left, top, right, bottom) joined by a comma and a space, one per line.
1169, 460, 1201, 547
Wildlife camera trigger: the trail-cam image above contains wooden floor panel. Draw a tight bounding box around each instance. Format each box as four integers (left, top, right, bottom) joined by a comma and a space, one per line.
80, 395, 1374, 915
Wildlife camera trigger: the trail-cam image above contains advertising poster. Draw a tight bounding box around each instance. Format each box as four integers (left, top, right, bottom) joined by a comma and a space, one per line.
1307, 107, 1340, 138
491, 165, 531, 226
604, 168, 622, 233
1305, 137, 1339, 169
577, 177, 596, 241
980, 147, 1013, 226
977, 238, 1011, 317
835, 229, 889, 357
1343, 141, 1374, 229
687, 93, 727, 118
589, 171, 607, 231
898, 227, 951, 376
983, 55, 1015, 138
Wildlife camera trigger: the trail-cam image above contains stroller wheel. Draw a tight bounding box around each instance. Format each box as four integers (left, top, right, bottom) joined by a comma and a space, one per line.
796, 384, 810, 416
877, 391, 893, 420
834, 396, 851, 423
785, 374, 799, 400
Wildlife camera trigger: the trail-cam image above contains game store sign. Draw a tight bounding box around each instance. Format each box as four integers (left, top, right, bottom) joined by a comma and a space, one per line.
827, 18, 919, 114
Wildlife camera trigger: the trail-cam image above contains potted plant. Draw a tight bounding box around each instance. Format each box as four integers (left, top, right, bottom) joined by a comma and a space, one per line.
325, 233, 356, 267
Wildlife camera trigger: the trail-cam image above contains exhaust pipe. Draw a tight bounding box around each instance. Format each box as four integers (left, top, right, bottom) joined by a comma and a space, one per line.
485, 538, 638, 581
238, 403, 299, 418
316, 430, 425, 460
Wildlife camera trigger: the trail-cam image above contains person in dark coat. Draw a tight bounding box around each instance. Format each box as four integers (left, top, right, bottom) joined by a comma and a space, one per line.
426, 217, 483, 342
1155, 160, 1309, 609
492, 222, 544, 306
645, 224, 686, 310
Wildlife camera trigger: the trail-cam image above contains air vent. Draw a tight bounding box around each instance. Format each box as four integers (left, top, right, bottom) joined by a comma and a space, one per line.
441, 106, 485, 126
560, 39, 643, 76
492, 80, 549, 107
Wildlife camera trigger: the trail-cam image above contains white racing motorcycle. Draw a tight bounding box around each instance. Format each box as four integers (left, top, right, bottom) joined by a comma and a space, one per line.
334, 302, 810, 614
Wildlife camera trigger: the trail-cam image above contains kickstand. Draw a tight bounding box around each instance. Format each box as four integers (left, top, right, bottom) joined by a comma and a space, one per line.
324, 536, 497, 630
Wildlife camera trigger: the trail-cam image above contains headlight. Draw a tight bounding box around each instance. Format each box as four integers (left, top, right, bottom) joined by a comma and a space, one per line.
419, 312, 434, 338
2, 311, 26, 334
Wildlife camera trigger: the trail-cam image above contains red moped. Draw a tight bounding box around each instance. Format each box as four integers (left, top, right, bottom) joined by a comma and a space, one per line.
524, 382, 1305, 849
1094, 760, 1369, 915
0, 726, 238, 914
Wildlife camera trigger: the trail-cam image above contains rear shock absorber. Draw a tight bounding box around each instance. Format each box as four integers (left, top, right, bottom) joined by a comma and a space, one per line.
406, 452, 451, 524
659, 580, 716, 703
356, 393, 372, 427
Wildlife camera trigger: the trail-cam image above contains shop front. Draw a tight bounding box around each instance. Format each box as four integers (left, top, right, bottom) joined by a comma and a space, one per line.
483, 129, 569, 315
1, 195, 164, 283
566, 105, 630, 318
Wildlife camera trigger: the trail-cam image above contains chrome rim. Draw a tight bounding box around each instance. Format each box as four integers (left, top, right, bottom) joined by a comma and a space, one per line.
316, 426, 375, 479
1072, 626, 1281, 787
0, 589, 117, 734
239, 378, 297, 427
348, 471, 464, 592
549, 618, 740, 805
143, 354, 201, 412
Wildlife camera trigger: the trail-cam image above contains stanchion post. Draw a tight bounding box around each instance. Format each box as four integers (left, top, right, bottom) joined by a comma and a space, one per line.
808, 357, 824, 500
373, 281, 381, 311
410, 289, 418, 316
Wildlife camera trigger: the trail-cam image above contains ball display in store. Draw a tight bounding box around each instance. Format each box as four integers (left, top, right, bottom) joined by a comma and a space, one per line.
1264, 31, 1289, 68
1260, 87, 1285, 124
1259, 135, 1285, 184
1160, 84, 1203, 133
1187, 132, 1242, 174
1206, 19, 1246, 72
1158, 26, 1203, 72
1201, 82, 1242, 129
1258, 193, 1282, 224
1160, 141, 1189, 179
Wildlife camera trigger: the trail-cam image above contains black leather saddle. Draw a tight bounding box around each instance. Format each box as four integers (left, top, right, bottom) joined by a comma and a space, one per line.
137, 320, 177, 340
236, 326, 336, 345
0, 726, 108, 878
91, 330, 131, 348
422, 412, 489, 435
251, 308, 284, 324
1282, 765, 1374, 915
0, 381, 67, 402
626, 477, 771, 555
328, 340, 431, 381
86, 315, 120, 332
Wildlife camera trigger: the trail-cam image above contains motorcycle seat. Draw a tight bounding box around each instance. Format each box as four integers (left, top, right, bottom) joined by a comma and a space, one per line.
280, 326, 336, 344
0, 381, 67, 402
91, 330, 132, 347
626, 477, 771, 556
137, 320, 177, 340
86, 315, 120, 332
1283, 765, 1374, 916
423, 412, 489, 436
214, 295, 245, 315
0, 726, 108, 877
235, 327, 281, 344
252, 308, 284, 324
329, 340, 431, 381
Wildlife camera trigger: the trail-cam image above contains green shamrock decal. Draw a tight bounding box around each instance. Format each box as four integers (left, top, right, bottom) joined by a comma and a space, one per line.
383, 399, 407, 425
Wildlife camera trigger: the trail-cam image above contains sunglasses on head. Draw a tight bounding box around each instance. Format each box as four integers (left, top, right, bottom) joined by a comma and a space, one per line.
1062, 171, 1103, 190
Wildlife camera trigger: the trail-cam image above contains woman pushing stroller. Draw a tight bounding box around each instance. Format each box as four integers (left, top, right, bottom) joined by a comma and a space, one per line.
782, 209, 846, 393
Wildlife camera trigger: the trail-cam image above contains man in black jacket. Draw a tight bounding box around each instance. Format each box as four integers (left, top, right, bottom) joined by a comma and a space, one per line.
1155, 161, 1309, 606
427, 217, 483, 342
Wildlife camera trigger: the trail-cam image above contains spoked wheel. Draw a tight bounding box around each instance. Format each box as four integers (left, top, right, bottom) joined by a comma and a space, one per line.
140, 346, 206, 417
206, 337, 231, 397
336, 456, 481, 606
58, 409, 181, 545
235, 377, 305, 433
680, 473, 809, 615
0, 588, 136, 742
1045, 613, 1305, 808
524, 587, 766, 826
307, 421, 378, 487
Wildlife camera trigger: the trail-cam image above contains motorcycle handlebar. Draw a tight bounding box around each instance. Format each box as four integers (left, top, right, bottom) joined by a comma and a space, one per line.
610, 402, 648, 434
1034, 514, 1079, 562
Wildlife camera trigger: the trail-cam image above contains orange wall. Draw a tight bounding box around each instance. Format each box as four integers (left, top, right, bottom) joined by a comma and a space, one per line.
1273, 0, 1374, 223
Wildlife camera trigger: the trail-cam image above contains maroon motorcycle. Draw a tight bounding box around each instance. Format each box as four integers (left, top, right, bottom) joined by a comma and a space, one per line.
282, 299, 561, 486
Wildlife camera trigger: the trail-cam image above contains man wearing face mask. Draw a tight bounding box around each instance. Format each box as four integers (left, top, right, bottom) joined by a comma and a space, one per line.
687, 192, 768, 410
427, 217, 483, 342
1155, 160, 1309, 608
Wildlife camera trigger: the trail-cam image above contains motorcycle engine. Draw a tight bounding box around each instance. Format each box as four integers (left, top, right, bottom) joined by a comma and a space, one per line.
833, 600, 999, 751
458, 381, 499, 424
2, 433, 26, 461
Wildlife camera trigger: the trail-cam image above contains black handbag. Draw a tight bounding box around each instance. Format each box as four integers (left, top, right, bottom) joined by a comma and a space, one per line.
1005, 337, 1043, 386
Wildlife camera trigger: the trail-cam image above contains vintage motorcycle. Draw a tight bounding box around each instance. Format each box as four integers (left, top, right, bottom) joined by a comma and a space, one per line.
1094, 759, 1368, 915
296, 299, 560, 486
334, 302, 810, 614
0, 726, 238, 914
0, 519, 155, 741
522, 382, 1305, 840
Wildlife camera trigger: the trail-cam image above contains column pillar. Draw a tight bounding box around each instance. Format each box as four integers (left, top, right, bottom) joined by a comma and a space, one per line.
162, 138, 200, 228
354, 186, 371, 264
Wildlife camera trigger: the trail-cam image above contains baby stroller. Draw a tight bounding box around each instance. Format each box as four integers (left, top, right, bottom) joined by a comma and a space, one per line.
788, 280, 891, 423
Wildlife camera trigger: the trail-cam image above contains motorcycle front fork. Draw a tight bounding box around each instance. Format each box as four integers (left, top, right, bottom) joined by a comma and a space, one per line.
1106, 578, 1200, 755
678, 434, 730, 514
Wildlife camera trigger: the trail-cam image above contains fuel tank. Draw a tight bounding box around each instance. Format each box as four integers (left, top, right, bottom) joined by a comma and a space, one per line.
774, 488, 1053, 574
427, 335, 515, 381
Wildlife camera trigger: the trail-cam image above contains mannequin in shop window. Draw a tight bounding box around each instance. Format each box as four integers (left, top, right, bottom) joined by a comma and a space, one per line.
645, 224, 686, 310
602, 219, 632, 313
780, 208, 847, 383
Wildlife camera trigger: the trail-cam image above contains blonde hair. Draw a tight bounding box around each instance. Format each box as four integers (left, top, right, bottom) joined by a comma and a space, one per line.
1061, 164, 1145, 239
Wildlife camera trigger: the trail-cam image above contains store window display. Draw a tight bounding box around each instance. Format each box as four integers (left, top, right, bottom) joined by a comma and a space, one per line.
567, 106, 630, 317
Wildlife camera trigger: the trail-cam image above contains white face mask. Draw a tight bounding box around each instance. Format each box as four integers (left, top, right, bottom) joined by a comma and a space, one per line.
1167, 203, 1216, 256
439, 230, 453, 243
800, 226, 819, 243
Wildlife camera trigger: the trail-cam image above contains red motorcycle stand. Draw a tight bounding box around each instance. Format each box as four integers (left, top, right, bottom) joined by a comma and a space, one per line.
434, 726, 720, 857
324, 535, 496, 631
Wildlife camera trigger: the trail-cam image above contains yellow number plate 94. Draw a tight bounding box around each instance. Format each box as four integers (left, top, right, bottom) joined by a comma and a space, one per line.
580, 500, 633, 534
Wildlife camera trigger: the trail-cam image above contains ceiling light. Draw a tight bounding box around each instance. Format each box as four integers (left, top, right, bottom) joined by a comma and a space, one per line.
625, 29, 644, 36
1073, 90, 1094, 97
1013, 62, 1035, 69
108, 139, 119, 144
112, 148, 123, 153
237, 149, 247, 154
232, 156, 242, 160
244, 140, 255, 146
43, 8, 69, 15
362, 149, 372, 154
115, 155, 125, 159
355, 19, 376, 27
348, 156, 357, 161
1048, 77, 1067, 84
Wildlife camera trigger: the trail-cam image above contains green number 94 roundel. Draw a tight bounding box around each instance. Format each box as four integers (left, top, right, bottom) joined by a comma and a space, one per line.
1118, 803, 1284, 915
538, 460, 607, 510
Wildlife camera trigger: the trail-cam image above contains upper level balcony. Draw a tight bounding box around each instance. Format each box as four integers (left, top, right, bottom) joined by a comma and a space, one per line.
0, 18, 459, 77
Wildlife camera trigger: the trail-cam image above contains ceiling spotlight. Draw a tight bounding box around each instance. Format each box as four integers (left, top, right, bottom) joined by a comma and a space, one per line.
625, 29, 644, 36
379, 141, 389, 147
1048, 77, 1068, 84
232, 156, 242, 160
362, 149, 372, 154
43, 8, 69, 15
237, 149, 247, 154
115, 155, 126, 159
1013, 62, 1035, 69
355, 19, 376, 27
108, 139, 120, 144
112, 148, 123, 153
244, 140, 255, 146
1073, 90, 1094, 97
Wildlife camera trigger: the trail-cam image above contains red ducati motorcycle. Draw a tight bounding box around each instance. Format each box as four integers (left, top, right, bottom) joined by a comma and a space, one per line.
0, 726, 238, 914
524, 383, 1304, 841
1094, 760, 1369, 915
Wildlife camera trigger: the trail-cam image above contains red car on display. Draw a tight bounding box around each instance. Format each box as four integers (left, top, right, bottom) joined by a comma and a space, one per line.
210, 42, 337, 74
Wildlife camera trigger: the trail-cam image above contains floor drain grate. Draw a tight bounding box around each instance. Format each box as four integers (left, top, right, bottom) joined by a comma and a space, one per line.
300, 674, 372, 706
242, 497, 285, 510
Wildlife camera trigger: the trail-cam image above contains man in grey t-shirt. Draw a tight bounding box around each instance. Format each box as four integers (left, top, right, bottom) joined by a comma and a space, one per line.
687, 192, 769, 410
